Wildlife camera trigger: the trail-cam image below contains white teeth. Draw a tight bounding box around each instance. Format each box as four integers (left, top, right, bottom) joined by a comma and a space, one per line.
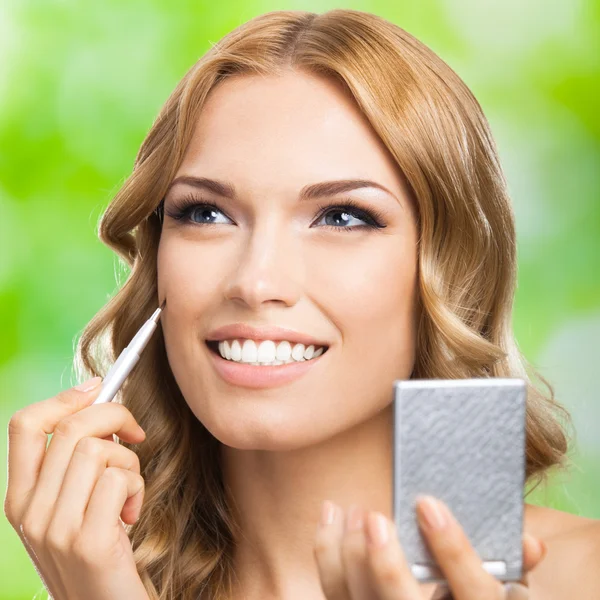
230, 340, 242, 361
214, 339, 326, 365
241, 339, 257, 363
276, 340, 292, 361
257, 340, 276, 363
291, 343, 305, 361
218, 341, 232, 360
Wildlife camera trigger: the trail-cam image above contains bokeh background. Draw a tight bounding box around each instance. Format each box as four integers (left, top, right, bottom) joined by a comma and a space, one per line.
1, 0, 598, 598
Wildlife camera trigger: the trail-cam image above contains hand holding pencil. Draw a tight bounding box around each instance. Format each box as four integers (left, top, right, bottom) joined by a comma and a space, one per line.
3, 300, 165, 600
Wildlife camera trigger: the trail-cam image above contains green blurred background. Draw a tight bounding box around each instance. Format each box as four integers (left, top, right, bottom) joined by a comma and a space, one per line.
1, 0, 598, 598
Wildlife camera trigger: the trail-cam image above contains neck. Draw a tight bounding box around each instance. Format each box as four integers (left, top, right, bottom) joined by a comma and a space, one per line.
220, 404, 393, 600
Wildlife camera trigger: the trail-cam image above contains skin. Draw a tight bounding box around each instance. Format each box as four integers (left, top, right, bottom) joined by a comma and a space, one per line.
157, 69, 419, 596
155, 70, 598, 598
5, 70, 597, 600
5, 381, 150, 600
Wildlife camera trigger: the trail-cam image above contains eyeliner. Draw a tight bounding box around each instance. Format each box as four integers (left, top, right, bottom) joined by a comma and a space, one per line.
92, 299, 166, 405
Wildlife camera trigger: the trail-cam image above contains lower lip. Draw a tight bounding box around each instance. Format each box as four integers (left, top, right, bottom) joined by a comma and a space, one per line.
207, 344, 327, 389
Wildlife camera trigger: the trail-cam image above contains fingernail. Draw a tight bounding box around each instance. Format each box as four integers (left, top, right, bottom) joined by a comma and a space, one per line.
74, 376, 102, 392
416, 495, 448, 530
320, 501, 336, 527
346, 504, 364, 532
366, 512, 389, 548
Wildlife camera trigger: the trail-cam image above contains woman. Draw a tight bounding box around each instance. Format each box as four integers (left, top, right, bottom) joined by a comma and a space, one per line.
5, 8, 599, 600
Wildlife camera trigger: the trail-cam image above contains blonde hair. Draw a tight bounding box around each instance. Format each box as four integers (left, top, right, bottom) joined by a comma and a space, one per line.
75, 9, 574, 599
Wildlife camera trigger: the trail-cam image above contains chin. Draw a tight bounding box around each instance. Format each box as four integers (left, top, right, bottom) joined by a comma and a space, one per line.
196, 403, 348, 452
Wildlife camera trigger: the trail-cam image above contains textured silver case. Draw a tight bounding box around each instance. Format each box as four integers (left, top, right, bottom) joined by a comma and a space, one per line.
392, 378, 527, 583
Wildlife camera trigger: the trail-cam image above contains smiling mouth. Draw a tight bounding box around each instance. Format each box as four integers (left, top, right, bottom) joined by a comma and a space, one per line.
205, 340, 329, 364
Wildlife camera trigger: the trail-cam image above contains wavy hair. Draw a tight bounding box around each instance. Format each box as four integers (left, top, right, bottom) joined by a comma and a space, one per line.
74, 9, 574, 599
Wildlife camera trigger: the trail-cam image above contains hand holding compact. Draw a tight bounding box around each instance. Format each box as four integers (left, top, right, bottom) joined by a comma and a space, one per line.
4, 377, 149, 600
314, 497, 547, 599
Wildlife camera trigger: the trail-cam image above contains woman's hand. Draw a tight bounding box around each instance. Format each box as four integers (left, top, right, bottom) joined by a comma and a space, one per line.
314, 497, 547, 599
3, 377, 150, 600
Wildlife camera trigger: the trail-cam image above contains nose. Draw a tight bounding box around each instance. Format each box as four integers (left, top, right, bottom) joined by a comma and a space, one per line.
222, 220, 303, 311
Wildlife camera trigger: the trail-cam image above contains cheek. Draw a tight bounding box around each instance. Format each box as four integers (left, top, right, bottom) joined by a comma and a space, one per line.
157, 235, 235, 319
310, 238, 418, 366
156, 237, 226, 381
301, 237, 418, 426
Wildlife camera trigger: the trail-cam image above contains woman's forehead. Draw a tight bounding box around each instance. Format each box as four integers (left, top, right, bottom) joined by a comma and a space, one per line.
176, 74, 410, 206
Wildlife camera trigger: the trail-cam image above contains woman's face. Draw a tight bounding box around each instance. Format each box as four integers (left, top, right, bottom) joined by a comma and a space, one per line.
157, 71, 419, 450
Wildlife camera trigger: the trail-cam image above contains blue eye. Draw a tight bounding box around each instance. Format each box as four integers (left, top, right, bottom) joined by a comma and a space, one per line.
187, 205, 232, 225
163, 195, 387, 232
313, 204, 378, 231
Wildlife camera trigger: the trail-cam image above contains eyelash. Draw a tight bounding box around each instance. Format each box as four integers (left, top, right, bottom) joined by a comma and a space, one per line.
162, 194, 388, 232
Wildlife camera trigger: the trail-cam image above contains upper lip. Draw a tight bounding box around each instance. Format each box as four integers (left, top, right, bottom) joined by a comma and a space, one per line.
206, 323, 330, 347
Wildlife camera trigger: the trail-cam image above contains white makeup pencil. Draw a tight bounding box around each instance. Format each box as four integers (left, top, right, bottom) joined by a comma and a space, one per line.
92, 299, 166, 405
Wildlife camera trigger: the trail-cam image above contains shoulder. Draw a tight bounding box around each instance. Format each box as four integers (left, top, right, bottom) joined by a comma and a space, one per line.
524, 502, 599, 540
524, 503, 600, 598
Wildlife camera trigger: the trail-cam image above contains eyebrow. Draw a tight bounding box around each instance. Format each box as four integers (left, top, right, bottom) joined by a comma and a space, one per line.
165, 175, 400, 204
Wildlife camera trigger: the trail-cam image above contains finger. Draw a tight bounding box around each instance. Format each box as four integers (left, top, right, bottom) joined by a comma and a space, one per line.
427, 531, 547, 596
522, 532, 546, 574
4, 377, 103, 528
364, 511, 422, 600
503, 582, 531, 599
517, 532, 547, 588
314, 501, 351, 600
47, 437, 142, 547
23, 402, 145, 534
415, 495, 503, 600
340, 505, 374, 600
80, 466, 145, 549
